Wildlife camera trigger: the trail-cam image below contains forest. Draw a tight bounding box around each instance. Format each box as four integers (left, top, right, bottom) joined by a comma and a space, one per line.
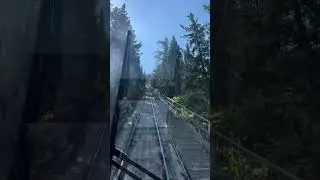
111, 3, 146, 101
212, 0, 320, 179
150, 5, 210, 119
111, 0, 320, 179
150, 0, 320, 179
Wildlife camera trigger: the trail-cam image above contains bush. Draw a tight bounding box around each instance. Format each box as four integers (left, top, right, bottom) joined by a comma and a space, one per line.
216, 144, 270, 180
172, 96, 185, 104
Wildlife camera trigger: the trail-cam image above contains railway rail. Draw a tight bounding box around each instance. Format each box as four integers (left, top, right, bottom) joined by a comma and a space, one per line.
151, 97, 191, 180
112, 96, 190, 180
118, 98, 168, 180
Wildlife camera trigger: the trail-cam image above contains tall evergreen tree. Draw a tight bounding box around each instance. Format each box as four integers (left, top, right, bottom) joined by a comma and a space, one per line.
110, 3, 145, 100
151, 5, 210, 114
212, 0, 320, 179
181, 13, 210, 81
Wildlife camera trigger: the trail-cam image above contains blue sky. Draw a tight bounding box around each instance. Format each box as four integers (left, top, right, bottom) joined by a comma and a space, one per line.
111, 0, 210, 74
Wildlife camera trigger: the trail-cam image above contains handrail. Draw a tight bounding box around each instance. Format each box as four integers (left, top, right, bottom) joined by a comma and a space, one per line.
166, 99, 209, 133
165, 96, 210, 125
155, 91, 302, 180
158, 95, 210, 153
161, 95, 210, 136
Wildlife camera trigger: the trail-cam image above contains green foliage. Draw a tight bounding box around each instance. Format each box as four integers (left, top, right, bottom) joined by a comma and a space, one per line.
152, 36, 181, 98
212, 0, 320, 179
172, 96, 185, 104
111, 3, 146, 100
111, 4, 131, 37
219, 146, 270, 180
178, 109, 195, 119
151, 4, 210, 118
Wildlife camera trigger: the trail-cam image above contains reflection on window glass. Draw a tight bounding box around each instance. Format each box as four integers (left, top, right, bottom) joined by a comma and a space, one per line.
110, 0, 210, 179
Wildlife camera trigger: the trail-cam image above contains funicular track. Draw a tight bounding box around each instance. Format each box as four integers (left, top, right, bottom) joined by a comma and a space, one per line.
113, 98, 169, 180
112, 96, 190, 180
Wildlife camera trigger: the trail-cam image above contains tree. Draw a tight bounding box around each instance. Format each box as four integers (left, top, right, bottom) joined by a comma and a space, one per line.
111, 3, 146, 100
153, 37, 170, 96
212, 0, 320, 179
181, 13, 210, 81
151, 5, 210, 115
111, 4, 131, 37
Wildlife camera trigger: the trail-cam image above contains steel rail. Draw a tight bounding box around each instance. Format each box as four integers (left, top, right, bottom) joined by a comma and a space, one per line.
151, 97, 170, 180
113, 102, 143, 180
152, 98, 191, 180
114, 98, 164, 180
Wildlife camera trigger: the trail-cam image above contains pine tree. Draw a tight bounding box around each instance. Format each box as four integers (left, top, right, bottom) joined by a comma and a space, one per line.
151, 5, 210, 114
212, 0, 320, 179
181, 13, 210, 81
110, 3, 145, 100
